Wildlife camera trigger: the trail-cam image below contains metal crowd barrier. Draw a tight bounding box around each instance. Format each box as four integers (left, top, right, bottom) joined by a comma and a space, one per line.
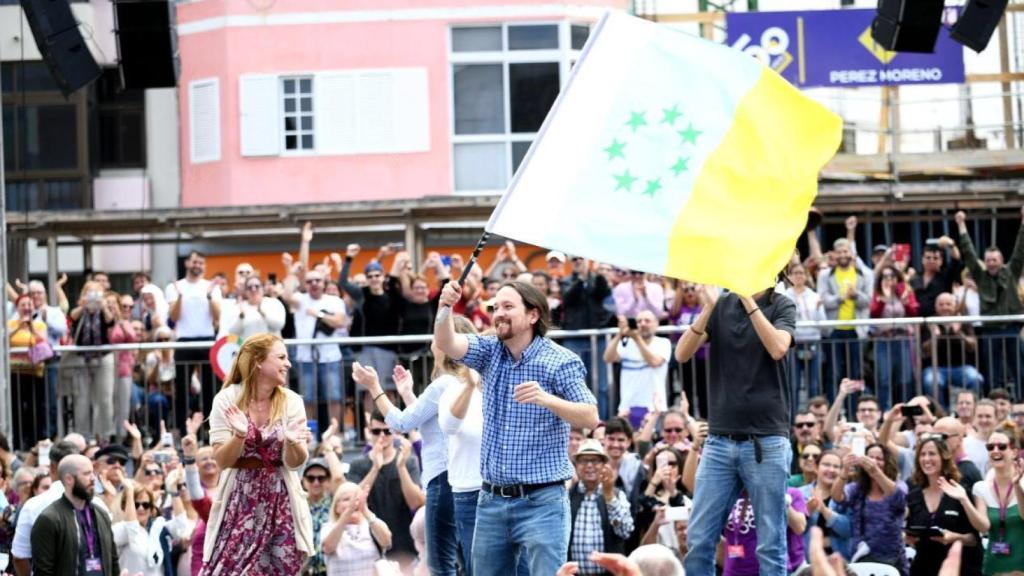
6, 314, 1024, 450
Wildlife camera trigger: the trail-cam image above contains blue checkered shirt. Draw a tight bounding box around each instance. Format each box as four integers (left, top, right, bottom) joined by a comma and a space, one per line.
461, 333, 596, 485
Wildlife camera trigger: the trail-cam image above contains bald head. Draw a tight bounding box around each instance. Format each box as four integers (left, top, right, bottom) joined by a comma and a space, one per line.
62, 433, 87, 452
57, 454, 91, 483
933, 417, 965, 453
934, 293, 956, 316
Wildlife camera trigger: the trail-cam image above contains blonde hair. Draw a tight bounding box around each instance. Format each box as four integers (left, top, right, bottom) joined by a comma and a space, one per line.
431, 315, 477, 382
223, 332, 287, 424
329, 482, 362, 522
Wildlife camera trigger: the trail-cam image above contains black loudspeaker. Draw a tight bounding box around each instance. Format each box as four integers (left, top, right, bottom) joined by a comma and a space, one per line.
951, 0, 1008, 52
19, 0, 101, 96
871, 0, 945, 52
114, 0, 179, 89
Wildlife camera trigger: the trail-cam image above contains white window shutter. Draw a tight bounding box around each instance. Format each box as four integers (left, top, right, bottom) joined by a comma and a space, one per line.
239, 74, 280, 157
189, 78, 221, 164
391, 68, 429, 153
315, 72, 357, 155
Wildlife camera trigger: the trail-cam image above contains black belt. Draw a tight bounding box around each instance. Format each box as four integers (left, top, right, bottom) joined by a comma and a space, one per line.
715, 434, 774, 464
482, 481, 562, 498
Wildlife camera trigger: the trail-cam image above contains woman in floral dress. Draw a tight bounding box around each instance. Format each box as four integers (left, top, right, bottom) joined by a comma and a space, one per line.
202, 333, 314, 575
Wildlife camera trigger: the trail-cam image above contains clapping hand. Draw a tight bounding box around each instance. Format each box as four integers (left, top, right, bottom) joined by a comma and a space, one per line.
599, 463, 618, 497
319, 417, 340, 456
394, 365, 415, 398
122, 420, 141, 441
352, 362, 382, 394
697, 284, 720, 308
936, 477, 968, 503
185, 412, 203, 439
513, 381, 551, 408
284, 420, 312, 446
223, 405, 249, 438
395, 437, 413, 469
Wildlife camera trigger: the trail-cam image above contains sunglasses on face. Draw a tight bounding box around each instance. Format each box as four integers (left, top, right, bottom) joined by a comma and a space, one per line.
304, 475, 328, 484
802, 453, 821, 461
795, 422, 815, 429
662, 427, 684, 434
135, 502, 154, 511
987, 443, 1010, 452
369, 428, 392, 436
121, 303, 133, 309
105, 458, 126, 466
144, 469, 162, 476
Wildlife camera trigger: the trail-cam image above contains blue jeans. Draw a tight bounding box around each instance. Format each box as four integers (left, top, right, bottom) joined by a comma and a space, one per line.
684, 434, 792, 576
789, 342, 822, 403
923, 366, 984, 409
454, 490, 479, 574
455, 490, 529, 576
299, 361, 343, 404
473, 484, 568, 576
564, 337, 608, 420
873, 338, 911, 409
825, 330, 861, 402
426, 473, 458, 576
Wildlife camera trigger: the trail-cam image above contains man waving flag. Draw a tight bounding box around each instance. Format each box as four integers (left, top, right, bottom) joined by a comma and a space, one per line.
487, 11, 843, 296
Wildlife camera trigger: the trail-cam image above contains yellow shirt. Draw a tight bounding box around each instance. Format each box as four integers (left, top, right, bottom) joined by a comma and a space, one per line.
834, 266, 857, 329
8, 318, 48, 376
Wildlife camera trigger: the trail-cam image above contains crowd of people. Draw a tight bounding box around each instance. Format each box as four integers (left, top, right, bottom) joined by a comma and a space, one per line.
0, 209, 1023, 574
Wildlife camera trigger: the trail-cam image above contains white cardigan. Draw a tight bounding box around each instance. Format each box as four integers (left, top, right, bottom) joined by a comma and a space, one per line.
203, 384, 314, 562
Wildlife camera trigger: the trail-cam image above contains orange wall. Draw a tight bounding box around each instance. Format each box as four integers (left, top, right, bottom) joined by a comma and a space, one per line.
204, 243, 567, 285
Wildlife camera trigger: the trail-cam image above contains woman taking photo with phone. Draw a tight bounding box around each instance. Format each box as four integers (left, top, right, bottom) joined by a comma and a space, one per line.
965, 429, 1024, 575
832, 443, 908, 574
905, 436, 983, 576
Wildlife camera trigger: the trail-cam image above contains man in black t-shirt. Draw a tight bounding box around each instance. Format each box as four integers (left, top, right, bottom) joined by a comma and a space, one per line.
675, 283, 796, 576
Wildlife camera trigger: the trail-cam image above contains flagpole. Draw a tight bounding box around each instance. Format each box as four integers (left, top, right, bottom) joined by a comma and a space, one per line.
457, 231, 490, 285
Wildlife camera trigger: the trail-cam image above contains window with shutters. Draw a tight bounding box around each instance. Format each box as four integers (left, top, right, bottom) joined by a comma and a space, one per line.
189, 77, 221, 163
449, 22, 589, 194
281, 76, 315, 152
238, 69, 428, 158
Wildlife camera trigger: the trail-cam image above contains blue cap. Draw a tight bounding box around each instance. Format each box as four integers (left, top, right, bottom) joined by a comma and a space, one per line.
365, 261, 384, 274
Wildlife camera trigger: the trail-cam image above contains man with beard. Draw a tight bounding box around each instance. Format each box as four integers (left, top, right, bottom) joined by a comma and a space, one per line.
435, 280, 599, 575
819, 238, 871, 397
166, 250, 221, 430
790, 410, 819, 474
30, 454, 119, 575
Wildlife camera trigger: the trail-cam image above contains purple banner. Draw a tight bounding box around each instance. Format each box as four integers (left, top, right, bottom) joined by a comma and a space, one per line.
726, 8, 965, 88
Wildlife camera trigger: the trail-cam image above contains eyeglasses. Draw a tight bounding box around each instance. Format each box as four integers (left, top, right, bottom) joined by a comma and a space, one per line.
246, 284, 262, 291
369, 428, 392, 436
135, 502, 154, 511
662, 427, 685, 434
802, 453, 821, 461
304, 475, 328, 483
794, 422, 816, 429
238, 270, 253, 277
105, 458, 126, 466
577, 458, 604, 467
144, 469, 162, 476
987, 442, 1010, 452
120, 303, 133, 309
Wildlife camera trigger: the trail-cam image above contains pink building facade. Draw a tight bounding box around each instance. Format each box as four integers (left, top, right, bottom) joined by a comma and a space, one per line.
177, 0, 629, 207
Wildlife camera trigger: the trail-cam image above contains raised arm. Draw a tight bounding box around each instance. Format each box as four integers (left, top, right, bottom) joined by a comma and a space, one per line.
1008, 207, 1024, 280
954, 211, 984, 280
435, 282, 470, 361
823, 379, 856, 444
738, 294, 792, 361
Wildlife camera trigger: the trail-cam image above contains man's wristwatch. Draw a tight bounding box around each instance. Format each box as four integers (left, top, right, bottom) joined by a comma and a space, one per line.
317, 311, 326, 319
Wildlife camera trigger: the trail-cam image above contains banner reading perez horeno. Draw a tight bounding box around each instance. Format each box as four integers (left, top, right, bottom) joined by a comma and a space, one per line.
726, 8, 965, 88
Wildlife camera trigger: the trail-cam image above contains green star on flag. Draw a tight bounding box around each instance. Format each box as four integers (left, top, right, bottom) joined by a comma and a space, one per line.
614, 170, 638, 191
625, 111, 647, 132
661, 105, 682, 126
643, 178, 662, 197
678, 123, 702, 145
670, 156, 690, 176
604, 139, 626, 160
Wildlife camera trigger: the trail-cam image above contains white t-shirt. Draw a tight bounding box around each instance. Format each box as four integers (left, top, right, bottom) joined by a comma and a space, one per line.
616, 335, 671, 412
165, 279, 221, 339
293, 292, 346, 363
324, 520, 379, 576
963, 435, 990, 475
437, 381, 483, 493
218, 297, 287, 339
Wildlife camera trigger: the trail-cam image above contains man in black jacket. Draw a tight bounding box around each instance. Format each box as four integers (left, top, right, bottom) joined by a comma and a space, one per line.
568, 440, 635, 575
30, 454, 118, 576
561, 257, 614, 420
